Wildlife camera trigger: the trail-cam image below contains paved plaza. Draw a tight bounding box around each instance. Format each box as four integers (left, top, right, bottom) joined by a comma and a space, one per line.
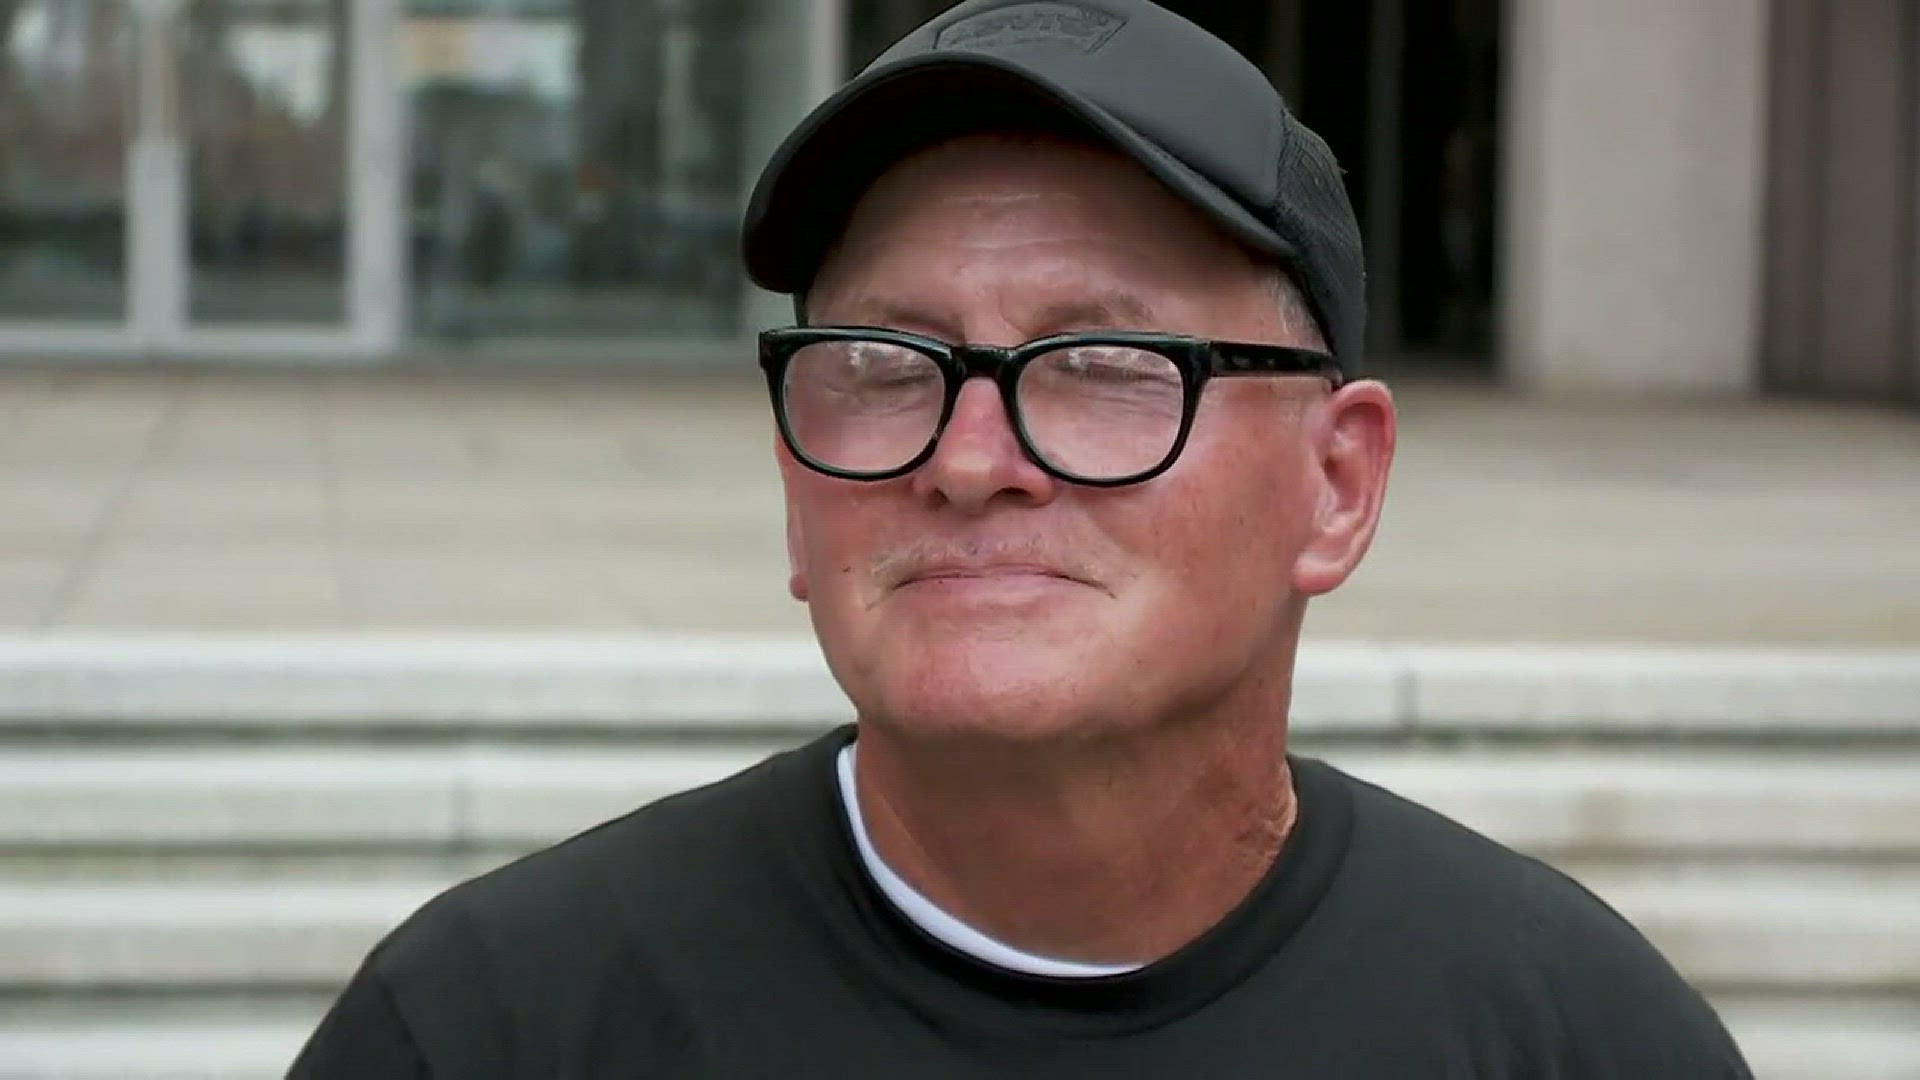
0, 366, 1915, 644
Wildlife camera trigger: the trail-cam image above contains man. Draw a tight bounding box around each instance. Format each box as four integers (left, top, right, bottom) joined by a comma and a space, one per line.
292, 1, 1752, 1076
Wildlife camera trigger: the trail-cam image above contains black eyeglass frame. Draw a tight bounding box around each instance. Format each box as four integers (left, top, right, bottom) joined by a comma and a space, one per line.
759, 326, 1347, 488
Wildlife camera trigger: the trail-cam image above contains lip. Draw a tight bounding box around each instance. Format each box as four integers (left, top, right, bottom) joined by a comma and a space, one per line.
885, 562, 1108, 609
897, 563, 1087, 588
893, 569, 1090, 607
905, 563, 1076, 583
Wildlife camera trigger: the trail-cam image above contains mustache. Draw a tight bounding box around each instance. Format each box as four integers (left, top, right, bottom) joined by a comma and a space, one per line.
870, 537, 1108, 590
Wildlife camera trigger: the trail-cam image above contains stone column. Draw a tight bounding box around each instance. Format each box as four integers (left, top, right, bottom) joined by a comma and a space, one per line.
1500, 0, 1768, 396
736, 0, 837, 337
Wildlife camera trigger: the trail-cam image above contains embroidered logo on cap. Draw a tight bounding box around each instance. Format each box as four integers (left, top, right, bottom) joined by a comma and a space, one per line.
934, 2, 1126, 55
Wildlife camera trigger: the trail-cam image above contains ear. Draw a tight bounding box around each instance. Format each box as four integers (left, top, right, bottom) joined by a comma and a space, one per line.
786, 503, 810, 603
1291, 381, 1396, 596
776, 440, 811, 603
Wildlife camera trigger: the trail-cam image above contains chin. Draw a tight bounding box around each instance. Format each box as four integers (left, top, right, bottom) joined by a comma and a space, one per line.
811, 583, 1161, 745
846, 633, 1145, 747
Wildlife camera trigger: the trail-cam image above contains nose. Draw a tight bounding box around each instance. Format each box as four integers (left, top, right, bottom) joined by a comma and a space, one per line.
908, 376, 1058, 512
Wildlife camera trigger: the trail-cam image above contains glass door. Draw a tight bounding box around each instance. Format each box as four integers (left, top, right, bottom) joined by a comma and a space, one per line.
0, 0, 135, 329
405, 0, 755, 342
176, 0, 403, 356
400, 0, 822, 349
0, 0, 401, 360
182, 0, 350, 327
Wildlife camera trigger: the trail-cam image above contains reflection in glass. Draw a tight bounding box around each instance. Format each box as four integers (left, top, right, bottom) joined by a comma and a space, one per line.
405, 0, 766, 341
184, 0, 348, 326
0, 0, 131, 323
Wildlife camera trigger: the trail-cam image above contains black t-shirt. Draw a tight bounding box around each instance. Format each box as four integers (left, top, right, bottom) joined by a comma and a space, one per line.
291, 727, 1753, 1078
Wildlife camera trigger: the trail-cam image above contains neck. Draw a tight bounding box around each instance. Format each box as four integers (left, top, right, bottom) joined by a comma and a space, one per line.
851, 673, 1298, 966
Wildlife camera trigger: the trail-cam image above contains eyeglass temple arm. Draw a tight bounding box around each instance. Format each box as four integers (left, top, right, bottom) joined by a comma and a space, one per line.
1206, 341, 1346, 385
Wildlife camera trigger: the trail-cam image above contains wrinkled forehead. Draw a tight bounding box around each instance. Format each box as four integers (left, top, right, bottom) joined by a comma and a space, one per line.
842, 129, 1198, 238
811, 131, 1270, 322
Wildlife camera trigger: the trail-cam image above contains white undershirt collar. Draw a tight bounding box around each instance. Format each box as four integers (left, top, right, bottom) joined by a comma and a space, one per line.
836, 744, 1143, 979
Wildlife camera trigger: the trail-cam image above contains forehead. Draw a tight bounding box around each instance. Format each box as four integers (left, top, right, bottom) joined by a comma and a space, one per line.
828, 132, 1231, 261
809, 133, 1274, 334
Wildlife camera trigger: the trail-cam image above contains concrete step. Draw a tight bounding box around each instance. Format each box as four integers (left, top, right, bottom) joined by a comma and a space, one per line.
2, 634, 1914, 1079
2, 865, 1915, 992
1, 998, 1915, 1080
1329, 747, 1920, 856
1717, 996, 1920, 1080
0, 746, 773, 849
5, 745, 1917, 858
0, 1015, 312, 1080
2, 634, 1915, 736
0, 880, 439, 989
1568, 863, 1920, 988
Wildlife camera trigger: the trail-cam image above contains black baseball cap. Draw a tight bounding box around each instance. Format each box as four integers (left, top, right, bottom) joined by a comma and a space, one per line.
740, 0, 1367, 367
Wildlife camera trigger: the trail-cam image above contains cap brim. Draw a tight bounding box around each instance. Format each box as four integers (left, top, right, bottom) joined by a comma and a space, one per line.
742, 52, 1298, 297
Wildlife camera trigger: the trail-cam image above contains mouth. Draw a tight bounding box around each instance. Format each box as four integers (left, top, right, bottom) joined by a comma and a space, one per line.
887, 563, 1109, 607
902, 564, 1082, 585
871, 544, 1114, 607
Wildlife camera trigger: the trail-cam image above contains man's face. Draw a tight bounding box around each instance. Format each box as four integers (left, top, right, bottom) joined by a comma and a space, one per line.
780, 134, 1391, 744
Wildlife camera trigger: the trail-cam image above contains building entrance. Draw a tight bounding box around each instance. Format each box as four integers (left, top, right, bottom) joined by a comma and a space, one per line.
1273, 0, 1503, 369
0, 0, 824, 362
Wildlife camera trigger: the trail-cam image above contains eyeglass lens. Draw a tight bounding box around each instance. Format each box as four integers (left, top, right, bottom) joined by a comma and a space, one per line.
780, 338, 1186, 480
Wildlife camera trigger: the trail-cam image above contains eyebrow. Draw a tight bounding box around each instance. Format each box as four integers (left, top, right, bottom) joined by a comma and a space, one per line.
1028, 289, 1160, 331
846, 288, 1163, 340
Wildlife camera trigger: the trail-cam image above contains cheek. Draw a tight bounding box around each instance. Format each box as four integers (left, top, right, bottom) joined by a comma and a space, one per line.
781, 447, 857, 569
1139, 490, 1281, 600
787, 477, 891, 585
1132, 427, 1314, 602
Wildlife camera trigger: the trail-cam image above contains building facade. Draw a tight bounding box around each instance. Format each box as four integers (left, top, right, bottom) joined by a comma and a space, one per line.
0, 0, 836, 362
0, 0, 1914, 404
1508, 0, 1917, 404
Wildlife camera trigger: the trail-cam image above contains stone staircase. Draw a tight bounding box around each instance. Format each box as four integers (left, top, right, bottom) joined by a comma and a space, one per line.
2, 635, 1917, 1079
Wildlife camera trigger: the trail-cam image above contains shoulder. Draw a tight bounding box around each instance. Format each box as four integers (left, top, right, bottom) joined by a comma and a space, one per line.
1310, 760, 1751, 1076
386, 734, 820, 956
1319, 759, 1610, 928
1321, 758, 1651, 949
353, 734, 838, 1052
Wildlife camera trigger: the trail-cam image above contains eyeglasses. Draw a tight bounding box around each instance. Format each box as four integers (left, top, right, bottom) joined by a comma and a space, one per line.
760, 326, 1344, 487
